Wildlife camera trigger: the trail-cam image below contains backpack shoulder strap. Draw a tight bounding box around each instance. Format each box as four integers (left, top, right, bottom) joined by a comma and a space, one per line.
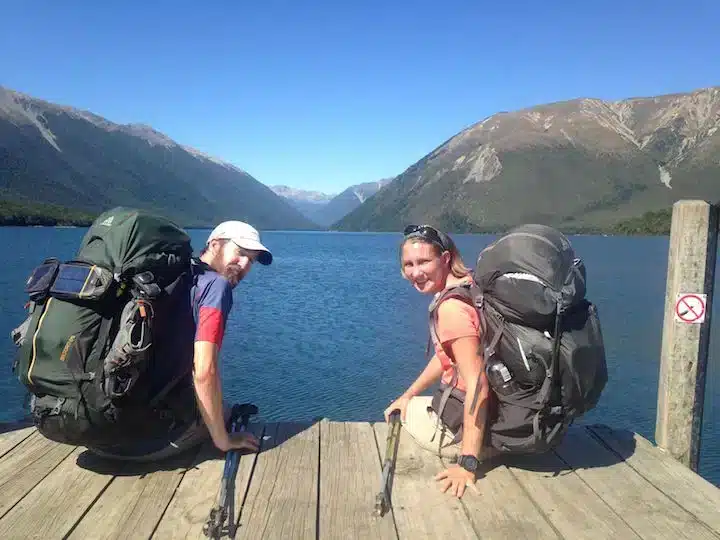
426, 282, 478, 445
426, 282, 476, 361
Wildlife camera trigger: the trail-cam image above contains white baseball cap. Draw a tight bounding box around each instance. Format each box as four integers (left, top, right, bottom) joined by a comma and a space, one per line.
206, 221, 273, 265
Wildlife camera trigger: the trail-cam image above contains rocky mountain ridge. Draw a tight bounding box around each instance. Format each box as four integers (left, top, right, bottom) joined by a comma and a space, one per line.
0, 85, 317, 229
335, 86, 720, 232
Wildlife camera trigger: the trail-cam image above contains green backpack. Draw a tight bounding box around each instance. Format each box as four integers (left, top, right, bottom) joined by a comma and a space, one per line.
11, 207, 195, 445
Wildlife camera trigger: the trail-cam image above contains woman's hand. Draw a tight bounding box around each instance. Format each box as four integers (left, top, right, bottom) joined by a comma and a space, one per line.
384, 393, 412, 422
435, 464, 476, 498
383, 354, 444, 423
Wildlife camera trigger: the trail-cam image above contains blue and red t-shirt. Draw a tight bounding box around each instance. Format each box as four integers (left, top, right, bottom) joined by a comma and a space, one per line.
147, 260, 234, 395
191, 260, 234, 349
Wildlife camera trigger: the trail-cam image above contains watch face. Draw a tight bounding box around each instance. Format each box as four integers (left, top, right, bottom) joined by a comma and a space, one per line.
460, 456, 478, 472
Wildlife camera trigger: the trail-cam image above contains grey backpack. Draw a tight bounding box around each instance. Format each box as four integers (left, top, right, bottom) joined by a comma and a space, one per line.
429, 224, 608, 454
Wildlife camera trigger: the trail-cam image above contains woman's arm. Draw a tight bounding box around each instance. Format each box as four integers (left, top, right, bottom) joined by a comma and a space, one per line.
404, 353, 444, 399
384, 353, 444, 421
447, 335, 490, 457
434, 334, 490, 498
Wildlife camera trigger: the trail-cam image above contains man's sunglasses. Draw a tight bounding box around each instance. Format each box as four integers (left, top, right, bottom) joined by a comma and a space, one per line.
403, 224, 447, 250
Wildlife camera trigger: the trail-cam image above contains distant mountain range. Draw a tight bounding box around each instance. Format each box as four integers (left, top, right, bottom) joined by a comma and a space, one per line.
334, 86, 720, 233
268, 185, 334, 226
0, 86, 316, 229
271, 180, 391, 226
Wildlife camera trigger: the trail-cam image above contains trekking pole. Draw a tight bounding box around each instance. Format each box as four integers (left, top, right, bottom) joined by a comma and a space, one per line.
203, 402, 259, 539
374, 409, 402, 517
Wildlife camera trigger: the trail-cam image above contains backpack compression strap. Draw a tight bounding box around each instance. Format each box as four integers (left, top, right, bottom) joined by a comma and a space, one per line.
534, 298, 564, 408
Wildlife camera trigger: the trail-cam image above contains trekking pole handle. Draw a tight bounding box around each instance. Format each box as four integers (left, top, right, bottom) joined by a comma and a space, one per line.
223, 404, 257, 478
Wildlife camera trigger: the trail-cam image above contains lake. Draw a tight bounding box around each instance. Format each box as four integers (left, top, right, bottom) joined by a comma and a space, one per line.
0, 227, 717, 486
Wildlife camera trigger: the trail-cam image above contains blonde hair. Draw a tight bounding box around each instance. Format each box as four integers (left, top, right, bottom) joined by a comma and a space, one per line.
399, 231, 471, 279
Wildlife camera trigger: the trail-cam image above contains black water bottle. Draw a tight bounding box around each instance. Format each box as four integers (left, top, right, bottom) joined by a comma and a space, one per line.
486, 358, 521, 396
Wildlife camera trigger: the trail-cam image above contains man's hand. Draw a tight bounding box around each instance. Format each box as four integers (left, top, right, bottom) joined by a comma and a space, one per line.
217, 430, 260, 453
434, 464, 476, 498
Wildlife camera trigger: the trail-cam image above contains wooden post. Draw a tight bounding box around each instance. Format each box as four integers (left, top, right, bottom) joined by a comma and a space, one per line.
656, 199, 718, 471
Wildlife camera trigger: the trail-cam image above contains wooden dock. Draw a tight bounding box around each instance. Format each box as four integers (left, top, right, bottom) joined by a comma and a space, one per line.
1, 420, 719, 539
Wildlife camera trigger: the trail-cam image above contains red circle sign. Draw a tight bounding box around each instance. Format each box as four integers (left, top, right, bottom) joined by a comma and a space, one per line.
675, 294, 706, 322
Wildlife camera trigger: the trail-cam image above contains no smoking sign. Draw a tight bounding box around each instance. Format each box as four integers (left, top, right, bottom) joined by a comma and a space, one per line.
674, 293, 707, 324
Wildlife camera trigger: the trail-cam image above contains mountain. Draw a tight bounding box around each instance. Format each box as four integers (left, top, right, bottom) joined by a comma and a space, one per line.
333, 86, 720, 233
318, 179, 391, 227
0, 86, 317, 229
269, 185, 335, 203
271, 180, 391, 226
269, 185, 334, 226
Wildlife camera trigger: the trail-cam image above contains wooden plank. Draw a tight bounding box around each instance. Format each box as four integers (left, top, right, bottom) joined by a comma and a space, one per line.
590, 424, 720, 535
318, 420, 398, 540
373, 422, 478, 539
0, 446, 119, 538
506, 427, 642, 540
237, 422, 318, 539
446, 456, 561, 540
0, 432, 75, 519
0, 425, 36, 459
152, 423, 265, 539
556, 426, 718, 540
67, 448, 200, 540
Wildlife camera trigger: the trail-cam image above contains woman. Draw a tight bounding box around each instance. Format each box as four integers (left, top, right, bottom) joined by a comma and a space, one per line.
384, 224, 492, 498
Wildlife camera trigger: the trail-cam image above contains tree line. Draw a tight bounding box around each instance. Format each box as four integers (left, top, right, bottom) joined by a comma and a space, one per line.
0, 197, 677, 235
0, 199, 97, 226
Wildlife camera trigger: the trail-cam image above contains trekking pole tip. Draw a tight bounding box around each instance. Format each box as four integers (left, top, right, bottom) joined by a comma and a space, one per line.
374, 492, 388, 517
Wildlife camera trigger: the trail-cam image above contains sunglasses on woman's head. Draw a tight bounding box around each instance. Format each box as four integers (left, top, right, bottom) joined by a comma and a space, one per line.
403, 224, 447, 250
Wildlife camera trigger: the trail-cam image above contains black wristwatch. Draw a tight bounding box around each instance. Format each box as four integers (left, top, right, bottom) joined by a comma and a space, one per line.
457, 454, 480, 473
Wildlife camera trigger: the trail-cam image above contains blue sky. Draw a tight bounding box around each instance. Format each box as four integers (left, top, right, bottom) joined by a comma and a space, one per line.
2, 1, 718, 194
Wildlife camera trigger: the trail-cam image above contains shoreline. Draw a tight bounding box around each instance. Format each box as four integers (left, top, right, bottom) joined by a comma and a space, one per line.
0, 223, 671, 237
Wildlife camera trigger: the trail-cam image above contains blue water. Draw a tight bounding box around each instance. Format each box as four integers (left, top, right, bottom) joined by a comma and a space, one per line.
0, 228, 717, 486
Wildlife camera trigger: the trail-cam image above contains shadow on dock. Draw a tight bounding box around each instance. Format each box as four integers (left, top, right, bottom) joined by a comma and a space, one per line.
483, 423, 637, 477
0, 417, 33, 435
72, 418, 320, 476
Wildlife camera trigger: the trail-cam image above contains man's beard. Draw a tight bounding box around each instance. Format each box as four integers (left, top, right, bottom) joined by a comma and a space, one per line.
223, 264, 246, 286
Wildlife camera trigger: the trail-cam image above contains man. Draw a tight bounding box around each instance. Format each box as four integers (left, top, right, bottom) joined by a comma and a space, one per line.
88, 220, 272, 461
190, 220, 272, 454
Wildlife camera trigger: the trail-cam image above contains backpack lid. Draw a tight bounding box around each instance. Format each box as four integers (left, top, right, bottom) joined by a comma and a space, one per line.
475, 224, 583, 294
77, 207, 193, 279
474, 224, 587, 325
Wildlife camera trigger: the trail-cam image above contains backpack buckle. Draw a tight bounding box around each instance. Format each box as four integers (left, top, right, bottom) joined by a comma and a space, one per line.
132, 272, 162, 298
51, 397, 66, 415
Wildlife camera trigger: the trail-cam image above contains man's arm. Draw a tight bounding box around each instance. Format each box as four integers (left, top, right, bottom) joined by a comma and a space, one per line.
193, 340, 231, 451
191, 275, 234, 451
